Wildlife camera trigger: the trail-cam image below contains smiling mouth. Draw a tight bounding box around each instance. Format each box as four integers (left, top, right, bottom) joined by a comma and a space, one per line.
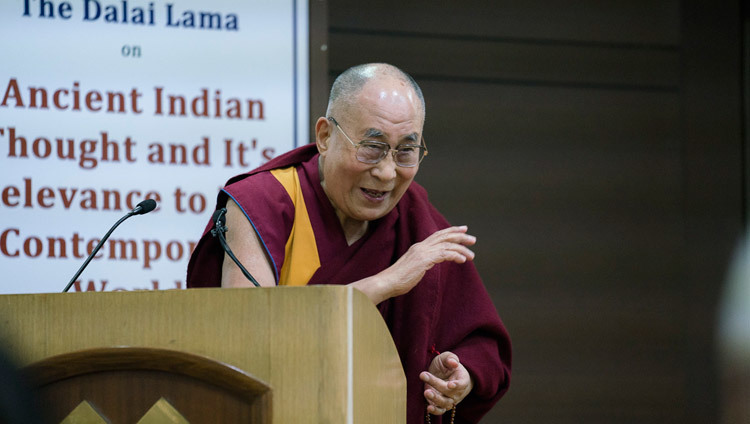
361, 188, 388, 199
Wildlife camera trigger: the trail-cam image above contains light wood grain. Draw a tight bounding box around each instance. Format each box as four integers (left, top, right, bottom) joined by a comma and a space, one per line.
0, 286, 406, 423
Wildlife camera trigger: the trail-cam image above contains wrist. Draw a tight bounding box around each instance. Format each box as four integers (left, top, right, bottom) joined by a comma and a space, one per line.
350, 272, 393, 305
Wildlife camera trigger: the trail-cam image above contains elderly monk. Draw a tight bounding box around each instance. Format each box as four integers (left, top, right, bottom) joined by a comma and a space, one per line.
187, 63, 511, 423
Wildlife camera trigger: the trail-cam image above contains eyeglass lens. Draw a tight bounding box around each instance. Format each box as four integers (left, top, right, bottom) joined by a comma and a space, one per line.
357, 142, 423, 167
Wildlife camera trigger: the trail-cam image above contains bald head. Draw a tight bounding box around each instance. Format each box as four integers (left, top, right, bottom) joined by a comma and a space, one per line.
326, 63, 425, 120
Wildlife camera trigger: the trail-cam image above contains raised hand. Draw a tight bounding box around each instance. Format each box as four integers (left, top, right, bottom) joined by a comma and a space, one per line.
352, 226, 476, 304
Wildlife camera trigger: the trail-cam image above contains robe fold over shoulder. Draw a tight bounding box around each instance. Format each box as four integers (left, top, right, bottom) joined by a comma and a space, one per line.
187, 143, 511, 423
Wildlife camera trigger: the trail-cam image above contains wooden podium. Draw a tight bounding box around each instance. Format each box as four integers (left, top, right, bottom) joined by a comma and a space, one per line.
0, 286, 406, 423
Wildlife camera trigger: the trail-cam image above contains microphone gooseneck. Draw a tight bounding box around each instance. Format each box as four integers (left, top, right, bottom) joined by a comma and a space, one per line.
62, 199, 158, 293
211, 207, 261, 287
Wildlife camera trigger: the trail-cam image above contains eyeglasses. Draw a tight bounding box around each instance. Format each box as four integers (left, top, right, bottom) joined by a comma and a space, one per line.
328, 117, 428, 168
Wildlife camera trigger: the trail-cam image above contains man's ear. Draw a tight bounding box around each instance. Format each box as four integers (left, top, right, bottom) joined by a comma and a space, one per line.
315, 117, 332, 153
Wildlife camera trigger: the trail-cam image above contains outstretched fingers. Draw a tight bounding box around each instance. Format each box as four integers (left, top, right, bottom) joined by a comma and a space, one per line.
427, 226, 476, 264
439, 242, 475, 263
427, 226, 475, 245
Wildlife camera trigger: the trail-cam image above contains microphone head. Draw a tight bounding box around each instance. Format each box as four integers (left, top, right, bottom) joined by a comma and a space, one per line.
133, 199, 157, 215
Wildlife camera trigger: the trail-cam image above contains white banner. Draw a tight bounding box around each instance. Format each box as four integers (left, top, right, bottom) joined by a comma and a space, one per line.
0, 0, 309, 293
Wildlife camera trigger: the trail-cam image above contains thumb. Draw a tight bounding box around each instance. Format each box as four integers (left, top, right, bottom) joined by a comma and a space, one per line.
431, 351, 460, 376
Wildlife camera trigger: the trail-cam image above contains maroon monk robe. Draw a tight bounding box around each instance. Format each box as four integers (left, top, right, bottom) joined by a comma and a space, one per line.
187, 143, 512, 423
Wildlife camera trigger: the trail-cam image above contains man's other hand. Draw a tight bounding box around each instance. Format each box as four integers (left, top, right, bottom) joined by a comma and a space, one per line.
420, 351, 474, 416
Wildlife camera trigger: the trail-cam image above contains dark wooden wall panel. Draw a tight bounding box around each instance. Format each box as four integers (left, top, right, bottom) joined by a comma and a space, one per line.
325, 1, 742, 423
412, 81, 686, 423
329, 0, 679, 44
309, 0, 329, 128
330, 32, 679, 88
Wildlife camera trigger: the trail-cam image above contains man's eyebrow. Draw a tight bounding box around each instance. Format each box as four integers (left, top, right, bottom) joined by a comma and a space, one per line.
363, 128, 384, 138
403, 133, 419, 142
363, 128, 420, 143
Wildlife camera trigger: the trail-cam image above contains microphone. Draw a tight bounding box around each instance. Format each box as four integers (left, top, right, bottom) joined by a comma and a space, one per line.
62, 199, 158, 293
131, 198, 157, 215
211, 207, 260, 287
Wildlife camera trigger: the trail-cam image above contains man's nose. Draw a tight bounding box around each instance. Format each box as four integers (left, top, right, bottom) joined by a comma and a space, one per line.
371, 153, 397, 181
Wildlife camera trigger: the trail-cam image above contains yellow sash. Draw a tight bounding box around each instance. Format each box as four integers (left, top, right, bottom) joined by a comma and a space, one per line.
269, 167, 321, 286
